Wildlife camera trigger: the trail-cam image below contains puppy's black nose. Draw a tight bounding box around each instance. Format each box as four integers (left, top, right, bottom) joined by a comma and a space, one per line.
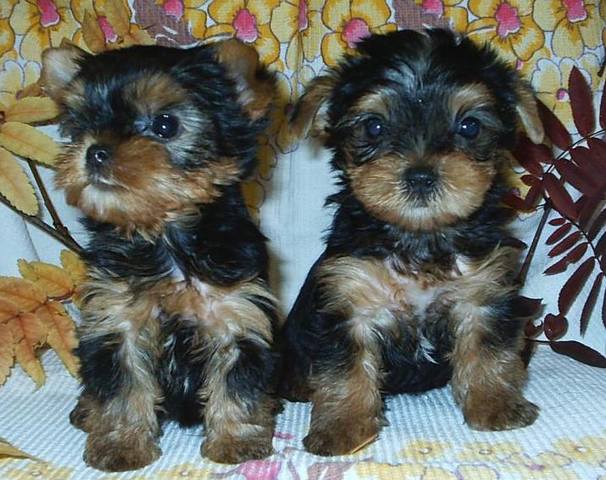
85, 145, 112, 172
404, 167, 437, 193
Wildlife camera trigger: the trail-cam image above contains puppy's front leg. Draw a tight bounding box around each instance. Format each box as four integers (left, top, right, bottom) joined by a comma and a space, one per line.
449, 298, 539, 431
76, 330, 162, 471
200, 336, 277, 463
304, 340, 384, 456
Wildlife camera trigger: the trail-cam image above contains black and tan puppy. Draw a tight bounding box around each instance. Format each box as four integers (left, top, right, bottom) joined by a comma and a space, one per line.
41, 40, 280, 471
281, 29, 544, 456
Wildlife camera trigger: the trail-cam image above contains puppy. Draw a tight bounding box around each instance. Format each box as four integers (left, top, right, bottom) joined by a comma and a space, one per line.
280, 29, 544, 456
41, 39, 280, 470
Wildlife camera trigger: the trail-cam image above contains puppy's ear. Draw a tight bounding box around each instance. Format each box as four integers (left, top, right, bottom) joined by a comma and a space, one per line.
515, 81, 544, 144
289, 75, 336, 141
41, 43, 88, 101
214, 39, 275, 120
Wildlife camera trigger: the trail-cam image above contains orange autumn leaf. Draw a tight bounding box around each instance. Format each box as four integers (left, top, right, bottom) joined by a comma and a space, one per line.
5, 97, 59, 123
0, 327, 14, 386
8, 312, 47, 387
18, 259, 74, 300
0, 296, 20, 323
0, 122, 60, 166
0, 277, 47, 313
35, 301, 79, 378
0, 437, 38, 461
0, 147, 38, 216
60, 250, 88, 287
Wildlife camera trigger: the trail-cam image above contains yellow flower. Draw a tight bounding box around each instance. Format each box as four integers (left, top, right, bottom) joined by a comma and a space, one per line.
206, 0, 281, 66
0, 1, 18, 62
3, 462, 74, 480
399, 440, 451, 462
414, 0, 468, 31
0, 61, 40, 107
356, 461, 425, 479
457, 465, 499, 480
530, 54, 600, 128
553, 436, 606, 465
9, 0, 79, 61
71, 0, 153, 53
320, 0, 397, 67
127, 462, 216, 479
533, 0, 601, 58
270, 0, 327, 70
504, 452, 580, 479
457, 441, 523, 463
155, 0, 208, 39
467, 0, 545, 64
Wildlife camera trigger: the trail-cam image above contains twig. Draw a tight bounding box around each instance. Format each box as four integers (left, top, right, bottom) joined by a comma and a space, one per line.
0, 196, 83, 254
516, 201, 551, 285
26, 161, 75, 240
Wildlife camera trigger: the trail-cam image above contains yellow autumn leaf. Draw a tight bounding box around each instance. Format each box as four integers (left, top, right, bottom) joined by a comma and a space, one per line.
0, 437, 38, 461
5, 97, 59, 123
8, 312, 47, 387
18, 259, 74, 300
0, 277, 47, 313
60, 250, 88, 287
0, 327, 14, 386
0, 296, 21, 323
82, 10, 107, 53
35, 301, 79, 378
103, 0, 131, 37
0, 122, 60, 166
0, 147, 38, 216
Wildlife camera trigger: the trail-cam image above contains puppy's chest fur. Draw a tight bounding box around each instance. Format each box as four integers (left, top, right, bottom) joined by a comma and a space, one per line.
80, 210, 274, 424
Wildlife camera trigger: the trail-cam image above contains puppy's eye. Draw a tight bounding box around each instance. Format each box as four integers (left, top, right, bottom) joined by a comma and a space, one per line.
364, 117, 384, 139
457, 117, 480, 139
151, 114, 179, 139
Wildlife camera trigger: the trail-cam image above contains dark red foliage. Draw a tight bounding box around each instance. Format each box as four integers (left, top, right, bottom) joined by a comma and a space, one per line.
546, 223, 571, 245
525, 319, 543, 338
543, 173, 578, 220
581, 273, 603, 336
571, 146, 603, 178
588, 209, 606, 240
550, 341, 606, 368
544, 313, 568, 340
554, 159, 600, 196
549, 217, 566, 226
558, 257, 595, 315
548, 231, 582, 257
600, 76, 606, 130
586, 138, 606, 171
596, 231, 606, 257
544, 243, 588, 276
568, 66, 595, 136
537, 101, 571, 150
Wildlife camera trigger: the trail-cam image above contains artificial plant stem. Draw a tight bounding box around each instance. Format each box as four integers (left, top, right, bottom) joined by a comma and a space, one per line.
0, 196, 83, 254
517, 202, 552, 286
26, 160, 79, 245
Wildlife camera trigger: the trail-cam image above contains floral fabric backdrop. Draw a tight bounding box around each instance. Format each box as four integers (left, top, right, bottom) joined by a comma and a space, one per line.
0, 1, 606, 479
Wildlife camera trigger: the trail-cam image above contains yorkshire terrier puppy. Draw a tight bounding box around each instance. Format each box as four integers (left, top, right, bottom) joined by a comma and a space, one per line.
41, 39, 280, 470
281, 29, 545, 456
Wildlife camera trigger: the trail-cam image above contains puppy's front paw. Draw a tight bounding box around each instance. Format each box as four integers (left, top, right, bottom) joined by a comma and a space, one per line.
304, 421, 379, 456
465, 397, 539, 431
84, 433, 161, 472
203, 431, 273, 464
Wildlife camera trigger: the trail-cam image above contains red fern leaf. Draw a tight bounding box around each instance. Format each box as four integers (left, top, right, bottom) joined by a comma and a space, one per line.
600, 74, 606, 130
537, 101, 572, 150
544, 173, 578, 220
549, 216, 566, 226
550, 341, 606, 368
548, 231, 582, 257
544, 313, 568, 340
580, 273, 603, 336
558, 257, 595, 315
544, 243, 588, 275
585, 138, 606, 172
568, 66, 595, 136
546, 223, 571, 245
554, 159, 601, 196
588, 208, 606, 240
